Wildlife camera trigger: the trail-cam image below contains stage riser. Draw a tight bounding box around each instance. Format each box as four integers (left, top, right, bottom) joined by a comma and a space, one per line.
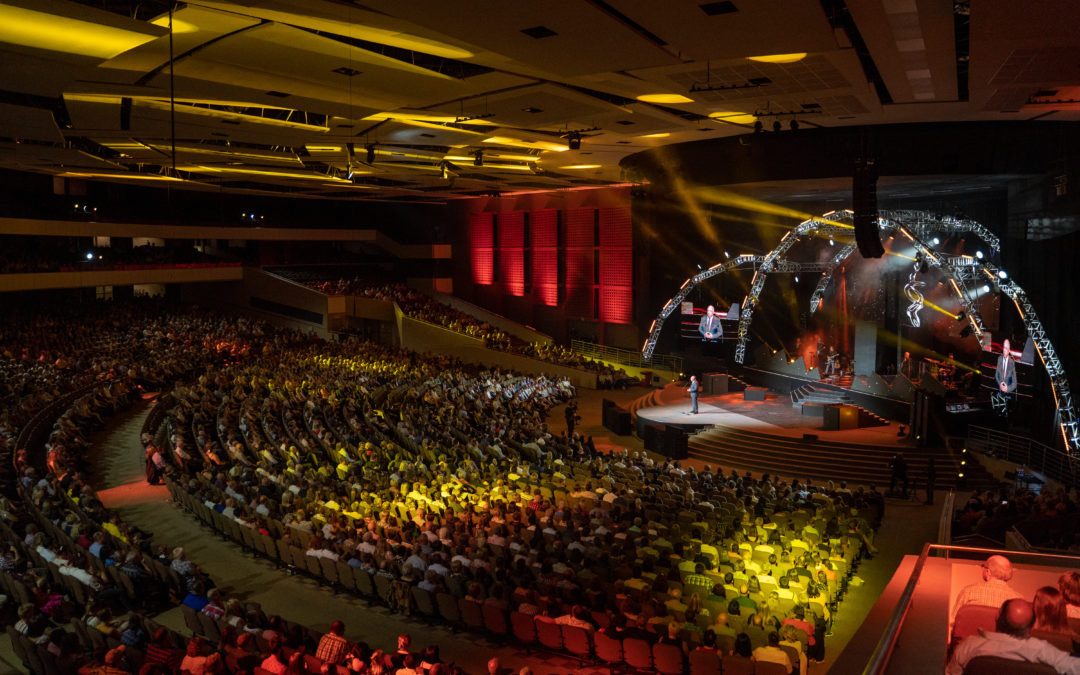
689, 446, 966, 487
737, 367, 912, 422
697, 425, 909, 452
693, 437, 938, 467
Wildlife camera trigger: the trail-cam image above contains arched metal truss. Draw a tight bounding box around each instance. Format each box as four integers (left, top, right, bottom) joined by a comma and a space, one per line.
642, 209, 1077, 456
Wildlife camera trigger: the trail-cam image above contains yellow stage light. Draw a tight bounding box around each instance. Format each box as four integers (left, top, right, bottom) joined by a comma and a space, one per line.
639, 132, 670, 138
748, 53, 807, 64
636, 93, 694, 104
559, 164, 602, 170
0, 4, 161, 59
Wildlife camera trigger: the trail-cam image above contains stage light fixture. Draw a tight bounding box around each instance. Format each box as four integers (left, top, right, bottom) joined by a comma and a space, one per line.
956, 310, 966, 322
567, 131, 581, 150
85, 252, 94, 260
932, 237, 940, 245
982, 284, 990, 293
473, 150, 483, 166
794, 275, 799, 282
829, 239, 834, 246
976, 250, 984, 259
772, 120, 782, 132
753, 120, 763, 134
789, 119, 799, 131
997, 270, 1007, 279
960, 326, 973, 338
365, 144, 375, 163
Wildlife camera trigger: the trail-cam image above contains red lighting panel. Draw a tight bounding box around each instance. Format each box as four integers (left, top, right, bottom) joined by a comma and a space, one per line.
470, 213, 494, 285
599, 286, 633, 323
599, 206, 632, 247
498, 212, 524, 295
531, 210, 557, 247
566, 208, 595, 248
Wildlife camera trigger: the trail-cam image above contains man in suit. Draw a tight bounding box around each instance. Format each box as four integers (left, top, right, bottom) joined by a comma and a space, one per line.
699, 305, 722, 342
687, 376, 699, 414
996, 339, 1017, 393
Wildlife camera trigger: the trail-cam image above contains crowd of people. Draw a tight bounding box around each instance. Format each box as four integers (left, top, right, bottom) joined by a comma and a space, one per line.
284, 278, 636, 387
952, 484, 1080, 551
0, 299, 889, 675
0, 238, 236, 274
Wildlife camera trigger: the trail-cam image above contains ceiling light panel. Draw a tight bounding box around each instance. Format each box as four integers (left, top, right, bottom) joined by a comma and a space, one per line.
604, 0, 836, 61
358, 0, 678, 77
189, 0, 475, 59
0, 1, 164, 60
0, 103, 63, 142
103, 5, 260, 73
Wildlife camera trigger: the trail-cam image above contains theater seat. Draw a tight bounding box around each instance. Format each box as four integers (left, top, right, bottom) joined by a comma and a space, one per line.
952, 604, 1000, 645
962, 656, 1057, 674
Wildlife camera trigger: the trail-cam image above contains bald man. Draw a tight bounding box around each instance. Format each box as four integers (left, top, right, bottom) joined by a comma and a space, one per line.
947, 598, 1080, 674
952, 555, 1023, 620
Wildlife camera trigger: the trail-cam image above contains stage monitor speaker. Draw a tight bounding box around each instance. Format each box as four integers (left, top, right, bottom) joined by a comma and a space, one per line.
704, 373, 729, 395
823, 404, 858, 430
853, 159, 884, 258
744, 387, 766, 401
613, 407, 631, 436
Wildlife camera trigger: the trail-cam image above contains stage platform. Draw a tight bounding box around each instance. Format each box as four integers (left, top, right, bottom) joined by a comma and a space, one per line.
636, 389, 910, 448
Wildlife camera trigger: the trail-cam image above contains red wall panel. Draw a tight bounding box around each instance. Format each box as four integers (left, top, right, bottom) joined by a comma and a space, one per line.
470, 213, 494, 285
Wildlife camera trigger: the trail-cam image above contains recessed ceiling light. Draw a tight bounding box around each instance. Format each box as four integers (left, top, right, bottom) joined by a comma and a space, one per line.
615, 120, 635, 125
748, 53, 807, 64
521, 26, 558, 39
521, 106, 543, 113
636, 93, 694, 104
699, 1, 738, 16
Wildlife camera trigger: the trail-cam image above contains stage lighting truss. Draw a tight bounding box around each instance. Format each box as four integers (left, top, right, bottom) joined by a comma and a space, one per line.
643, 209, 1076, 459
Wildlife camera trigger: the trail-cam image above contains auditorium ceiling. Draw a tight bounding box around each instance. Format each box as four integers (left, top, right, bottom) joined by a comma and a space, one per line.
1, 0, 1078, 202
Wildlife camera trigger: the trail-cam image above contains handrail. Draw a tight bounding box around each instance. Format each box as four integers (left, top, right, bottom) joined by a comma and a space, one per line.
967, 424, 1075, 487
571, 339, 683, 373
937, 490, 955, 545
863, 543, 1080, 675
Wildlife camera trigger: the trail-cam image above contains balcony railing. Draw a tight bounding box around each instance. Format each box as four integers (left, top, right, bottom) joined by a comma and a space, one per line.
967, 424, 1077, 487
571, 339, 683, 374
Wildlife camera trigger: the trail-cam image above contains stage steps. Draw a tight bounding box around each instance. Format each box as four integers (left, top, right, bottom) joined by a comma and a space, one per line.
791, 384, 890, 428
688, 425, 998, 490
627, 382, 689, 422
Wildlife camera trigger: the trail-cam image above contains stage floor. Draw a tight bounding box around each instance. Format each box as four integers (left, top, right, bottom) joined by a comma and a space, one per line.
637, 389, 911, 447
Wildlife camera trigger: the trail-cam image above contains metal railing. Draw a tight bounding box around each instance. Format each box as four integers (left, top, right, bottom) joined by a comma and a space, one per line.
864, 543, 1080, 675
967, 424, 1076, 487
571, 339, 683, 373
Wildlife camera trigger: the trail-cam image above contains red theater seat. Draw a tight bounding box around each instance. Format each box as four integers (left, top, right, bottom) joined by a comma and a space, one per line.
951, 604, 1000, 645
